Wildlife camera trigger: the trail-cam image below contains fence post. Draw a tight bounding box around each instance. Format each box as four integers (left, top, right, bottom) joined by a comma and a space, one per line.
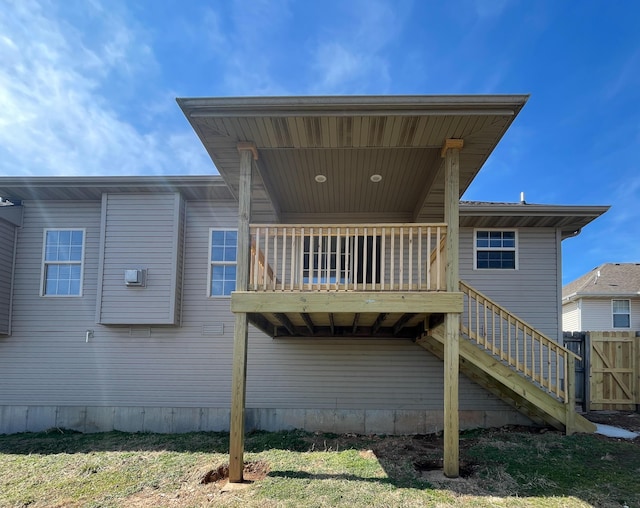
566, 357, 576, 436
585, 332, 591, 412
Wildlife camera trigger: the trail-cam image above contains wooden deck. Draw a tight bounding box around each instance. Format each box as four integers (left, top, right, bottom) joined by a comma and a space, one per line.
232, 290, 463, 338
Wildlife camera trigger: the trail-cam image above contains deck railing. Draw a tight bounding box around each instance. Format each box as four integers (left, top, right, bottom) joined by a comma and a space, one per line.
249, 223, 447, 292
460, 280, 578, 403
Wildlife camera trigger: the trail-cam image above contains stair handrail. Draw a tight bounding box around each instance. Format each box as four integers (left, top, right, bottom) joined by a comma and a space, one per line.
459, 280, 579, 402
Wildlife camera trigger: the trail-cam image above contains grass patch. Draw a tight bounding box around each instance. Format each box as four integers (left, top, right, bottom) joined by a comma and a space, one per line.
0, 427, 638, 507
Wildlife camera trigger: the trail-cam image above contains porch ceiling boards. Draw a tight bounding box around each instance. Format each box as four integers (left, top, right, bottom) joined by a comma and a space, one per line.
177, 95, 529, 222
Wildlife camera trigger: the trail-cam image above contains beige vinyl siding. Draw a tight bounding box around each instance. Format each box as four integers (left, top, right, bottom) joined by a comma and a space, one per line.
0, 201, 102, 404
245, 335, 506, 410
562, 300, 582, 332
0, 199, 514, 417
460, 228, 560, 340
97, 193, 184, 325
0, 219, 16, 334
579, 298, 640, 331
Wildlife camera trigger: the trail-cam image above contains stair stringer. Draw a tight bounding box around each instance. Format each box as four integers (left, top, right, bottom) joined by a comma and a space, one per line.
417, 323, 595, 434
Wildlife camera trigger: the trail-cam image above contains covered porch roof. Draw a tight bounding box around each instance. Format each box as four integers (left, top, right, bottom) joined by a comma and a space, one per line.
177, 95, 529, 222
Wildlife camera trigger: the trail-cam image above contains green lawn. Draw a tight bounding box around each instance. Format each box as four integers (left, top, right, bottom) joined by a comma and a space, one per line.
0, 428, 637, 507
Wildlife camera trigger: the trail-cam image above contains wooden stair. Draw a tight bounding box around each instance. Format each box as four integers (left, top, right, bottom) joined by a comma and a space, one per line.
417, 325, 593, 433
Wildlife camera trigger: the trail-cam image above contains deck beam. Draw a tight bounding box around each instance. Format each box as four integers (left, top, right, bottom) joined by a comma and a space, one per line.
232, 291, 463, 314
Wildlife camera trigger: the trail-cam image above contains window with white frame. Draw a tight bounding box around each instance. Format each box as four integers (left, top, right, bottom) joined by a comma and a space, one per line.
612, 299, 630, 328
209, 229, 237, 296
474, 230, 517, 269
41, 229, 85, 296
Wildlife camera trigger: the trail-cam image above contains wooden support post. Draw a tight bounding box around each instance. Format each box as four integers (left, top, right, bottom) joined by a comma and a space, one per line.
442, 138, 462, 478
565, 357, 576, 436
229, 143, 256, 483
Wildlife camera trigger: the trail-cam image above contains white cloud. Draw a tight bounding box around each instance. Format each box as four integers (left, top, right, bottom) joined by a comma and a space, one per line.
0, 0, 211, 176
308, 0, 399, 94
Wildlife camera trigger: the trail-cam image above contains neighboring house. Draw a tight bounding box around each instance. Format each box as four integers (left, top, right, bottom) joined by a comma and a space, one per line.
0, 95, 608, 478
562, 263, 640, 331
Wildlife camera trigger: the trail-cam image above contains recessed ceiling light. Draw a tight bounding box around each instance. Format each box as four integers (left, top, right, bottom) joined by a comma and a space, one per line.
370, 174, 382, 183
315, 174, 327, 183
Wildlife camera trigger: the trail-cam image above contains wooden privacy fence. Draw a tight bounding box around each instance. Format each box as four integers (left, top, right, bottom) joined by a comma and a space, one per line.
588, 331, 639, 410
249, 223, 447, 292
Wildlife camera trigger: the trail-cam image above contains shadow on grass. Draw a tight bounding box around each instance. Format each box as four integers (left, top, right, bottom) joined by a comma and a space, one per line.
0, 429, 310, 456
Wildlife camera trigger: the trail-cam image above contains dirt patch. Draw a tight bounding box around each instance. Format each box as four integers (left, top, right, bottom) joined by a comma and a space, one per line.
585, 411, 640, 433
414, 458, 476, 478
200, 460, 270, 486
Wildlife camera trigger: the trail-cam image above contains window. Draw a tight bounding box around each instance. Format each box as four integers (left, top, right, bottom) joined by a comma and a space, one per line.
209, 229, 237, 296
302, 235, 380, 285
41, 229, 85, 296
474, 230, 517, 269
612, 299, 630, 328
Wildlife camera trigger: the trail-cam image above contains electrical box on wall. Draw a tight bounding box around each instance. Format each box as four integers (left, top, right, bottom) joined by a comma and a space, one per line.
124, 269, 146, 287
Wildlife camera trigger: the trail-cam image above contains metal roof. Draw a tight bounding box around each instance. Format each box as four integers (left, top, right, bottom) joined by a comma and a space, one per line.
177, 95, 530, 222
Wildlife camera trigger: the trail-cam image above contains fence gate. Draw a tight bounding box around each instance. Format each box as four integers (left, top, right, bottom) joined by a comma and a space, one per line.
563, 332, 588, 411
589, 331, 639, 410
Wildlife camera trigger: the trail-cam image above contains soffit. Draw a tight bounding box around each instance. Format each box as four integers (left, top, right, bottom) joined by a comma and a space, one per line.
178, 95, 528, 220
459, 203, 610, 238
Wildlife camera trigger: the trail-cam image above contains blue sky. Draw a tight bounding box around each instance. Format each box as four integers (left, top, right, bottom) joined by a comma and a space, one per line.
0, 0, 638, 284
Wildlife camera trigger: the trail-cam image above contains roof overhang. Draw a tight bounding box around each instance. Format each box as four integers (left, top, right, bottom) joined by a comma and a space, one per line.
177, 95, 529, 222
0, 175, 234, 202
562, 292, 640, 303
459, 203, 610, 239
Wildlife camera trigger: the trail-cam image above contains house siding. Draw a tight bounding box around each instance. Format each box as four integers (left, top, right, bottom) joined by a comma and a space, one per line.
562, 300, 582, 331
0, 219, 16, 334
460, 227, 559, 340
97, 193, 184, 325
0, 200, 539, 434
579, 298, 640, 331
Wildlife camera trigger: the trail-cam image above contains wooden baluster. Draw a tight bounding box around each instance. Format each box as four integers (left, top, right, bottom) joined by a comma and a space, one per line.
325, 227, 330, 291
408, 226, 413, 290
336, 228, 341, 290
263, 227, 270, 290
491, 304, 496, 355
524, 325, 529, 377
475, 295, 480, 345
399, 227, 404, 290
363, 227, 368, 291
483, 298, 488, 350
532, 331, 537, 383
390, 228, 395, 290
289, 228, 297, 291
499, 310, 505, 360
253, 228, 260, 290
417, 226, 422, 290
271, 227, 277, 290
354, 227, 359, 290
300, 227, 305, 291
372, 227, 377, 289
381, 228, 386, 290
547, 343, 552, 392
280, 227, 286, 291
436, 227, 441, 291
426, 227, 431, 290
508, 316, 512, 365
